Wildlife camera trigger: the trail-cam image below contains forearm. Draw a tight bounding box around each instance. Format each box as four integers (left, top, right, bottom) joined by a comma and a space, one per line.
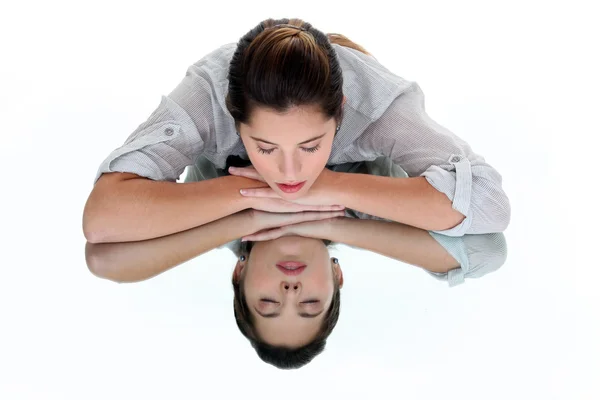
330, 173, 465, 231
326, 217, 460, 273
83, 173, 254, 243
85, 210, 256, 283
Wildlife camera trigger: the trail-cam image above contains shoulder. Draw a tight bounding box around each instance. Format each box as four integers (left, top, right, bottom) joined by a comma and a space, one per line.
182, 42, 237, 84
191, 42, 237, 68
332, 43, 414, 120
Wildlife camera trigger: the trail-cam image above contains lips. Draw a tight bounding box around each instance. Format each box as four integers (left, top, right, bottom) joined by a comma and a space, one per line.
277, 261, 306, 268
276, 265, 307, 276
276, 181, 306, 193
276, 261, 307, 276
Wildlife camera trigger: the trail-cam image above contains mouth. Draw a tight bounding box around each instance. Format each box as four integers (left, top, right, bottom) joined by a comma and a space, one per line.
276, 181, 306, 193
276, 261, 307, 276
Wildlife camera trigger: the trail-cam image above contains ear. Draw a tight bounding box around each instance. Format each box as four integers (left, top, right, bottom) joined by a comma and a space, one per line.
342, 95, 347, 108
333, 262, 344, 288
232, 261, 245, 283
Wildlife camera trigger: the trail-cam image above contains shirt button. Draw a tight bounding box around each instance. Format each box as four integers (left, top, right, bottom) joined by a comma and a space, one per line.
451, 155, 462, 163
165, 127, 174, 136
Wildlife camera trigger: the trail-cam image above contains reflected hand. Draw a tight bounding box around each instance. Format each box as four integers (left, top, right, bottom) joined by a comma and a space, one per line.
243, 210, 346, 242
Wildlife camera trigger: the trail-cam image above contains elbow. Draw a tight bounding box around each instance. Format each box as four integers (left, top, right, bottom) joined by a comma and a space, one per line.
472, 188, 512, 234
488, 191, 512, 233
85, 243, 107, 279
83, 218, 108, 244
82, 176, 123, 244
468, 233, 508, 279
491, 182, 512, 232
499, 195, 512, 231
82, 197, 112, 244
83, 222, 103, 244
83, 193, 102, 243
84, 242, 122, 283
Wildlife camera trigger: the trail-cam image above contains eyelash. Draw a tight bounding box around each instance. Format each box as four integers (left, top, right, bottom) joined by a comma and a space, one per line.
256, 144, 321, 155
260, 298, 319, 304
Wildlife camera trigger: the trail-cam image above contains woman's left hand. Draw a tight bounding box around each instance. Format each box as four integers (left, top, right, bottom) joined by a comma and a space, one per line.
228, 165, 267, 183
229, 166, 341, 207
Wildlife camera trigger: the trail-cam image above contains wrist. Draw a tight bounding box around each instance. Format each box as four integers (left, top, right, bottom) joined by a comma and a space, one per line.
236, 209, 262, 238
325, 216, 355, 242
206, 209, 257, 248
225, 175, 260, 211
314, 216, 346, 241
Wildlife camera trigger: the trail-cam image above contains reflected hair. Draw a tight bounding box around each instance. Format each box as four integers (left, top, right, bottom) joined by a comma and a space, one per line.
232, 239, 341, 369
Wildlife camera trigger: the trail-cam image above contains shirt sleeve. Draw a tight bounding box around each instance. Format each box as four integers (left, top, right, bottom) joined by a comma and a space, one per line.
93, 71, 214, 185
424, 231, 508, 287
356, 81, 511, 236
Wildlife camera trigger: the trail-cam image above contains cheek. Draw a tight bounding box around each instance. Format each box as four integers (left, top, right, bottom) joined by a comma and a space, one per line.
250, 158, 273, 176
307, 271, 335, 293
244, 269, 275, 292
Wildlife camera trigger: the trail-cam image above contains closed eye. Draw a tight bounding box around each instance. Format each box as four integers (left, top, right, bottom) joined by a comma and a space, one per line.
256, 144, 321, 155
261, 299, 319, 304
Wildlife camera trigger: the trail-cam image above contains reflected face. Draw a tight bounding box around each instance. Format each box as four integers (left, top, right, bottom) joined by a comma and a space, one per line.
238, 97, 345, 200
233, 236, 343, 348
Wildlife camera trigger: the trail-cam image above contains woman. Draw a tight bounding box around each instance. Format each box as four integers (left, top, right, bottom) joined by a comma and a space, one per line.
83, 17, 510, 368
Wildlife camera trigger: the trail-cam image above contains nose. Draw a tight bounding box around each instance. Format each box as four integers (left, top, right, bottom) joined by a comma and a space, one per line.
278, 153, 302, 179
281, 281, 301, 293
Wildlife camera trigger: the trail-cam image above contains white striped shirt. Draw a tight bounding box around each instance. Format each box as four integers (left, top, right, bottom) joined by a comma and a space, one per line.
93, 42, 511, 286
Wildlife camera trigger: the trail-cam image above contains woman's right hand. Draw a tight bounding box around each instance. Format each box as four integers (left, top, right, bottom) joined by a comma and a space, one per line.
246, 209, 346, 235
249, 195, 345, 214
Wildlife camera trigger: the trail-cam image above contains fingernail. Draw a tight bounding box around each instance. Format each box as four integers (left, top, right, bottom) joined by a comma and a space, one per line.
241, 238, 247, 242
229, 167, 236, 171
240, 189, 247, 195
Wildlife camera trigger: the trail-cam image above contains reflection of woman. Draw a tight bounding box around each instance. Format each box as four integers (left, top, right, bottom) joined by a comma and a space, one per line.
83, 18, 510, 369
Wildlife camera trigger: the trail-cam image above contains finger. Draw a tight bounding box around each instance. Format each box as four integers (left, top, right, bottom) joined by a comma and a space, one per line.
240, 188, 278, 197
229, 167, 256, 179
275, 211, 345, 226
228, 167, 242, 175
300, 211, 346, 221
242, 227, 284, 242
301, 204, 346, 211
229, 167, 266, 183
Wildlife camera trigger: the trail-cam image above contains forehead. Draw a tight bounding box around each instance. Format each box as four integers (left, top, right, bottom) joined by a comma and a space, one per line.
254, 315, 322, 347
248, 104, 329, 126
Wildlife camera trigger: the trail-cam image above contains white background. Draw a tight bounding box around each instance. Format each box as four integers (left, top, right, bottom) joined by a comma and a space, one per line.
1, 0, 598, 399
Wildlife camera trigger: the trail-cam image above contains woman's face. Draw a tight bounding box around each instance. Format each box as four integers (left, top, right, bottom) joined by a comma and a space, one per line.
238, 98, 345, 200
232, 236, 343, 347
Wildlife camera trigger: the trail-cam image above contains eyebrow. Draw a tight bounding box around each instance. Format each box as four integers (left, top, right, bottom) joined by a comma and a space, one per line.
249, 133, 327, 146
254, 308, 324, 319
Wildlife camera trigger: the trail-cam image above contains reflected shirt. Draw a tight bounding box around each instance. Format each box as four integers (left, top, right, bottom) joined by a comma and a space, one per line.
184, 154, 507, 288
93, 42, 511, 237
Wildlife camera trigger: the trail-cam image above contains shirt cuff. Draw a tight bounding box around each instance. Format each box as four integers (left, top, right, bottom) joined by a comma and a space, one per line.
424, 231, 508, 287
422, 154, 473, 237
93, 95, 204, 185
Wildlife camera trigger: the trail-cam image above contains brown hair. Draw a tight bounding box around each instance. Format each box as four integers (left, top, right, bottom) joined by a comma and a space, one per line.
226, 17, 371, 132
227, 17, 369, 369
